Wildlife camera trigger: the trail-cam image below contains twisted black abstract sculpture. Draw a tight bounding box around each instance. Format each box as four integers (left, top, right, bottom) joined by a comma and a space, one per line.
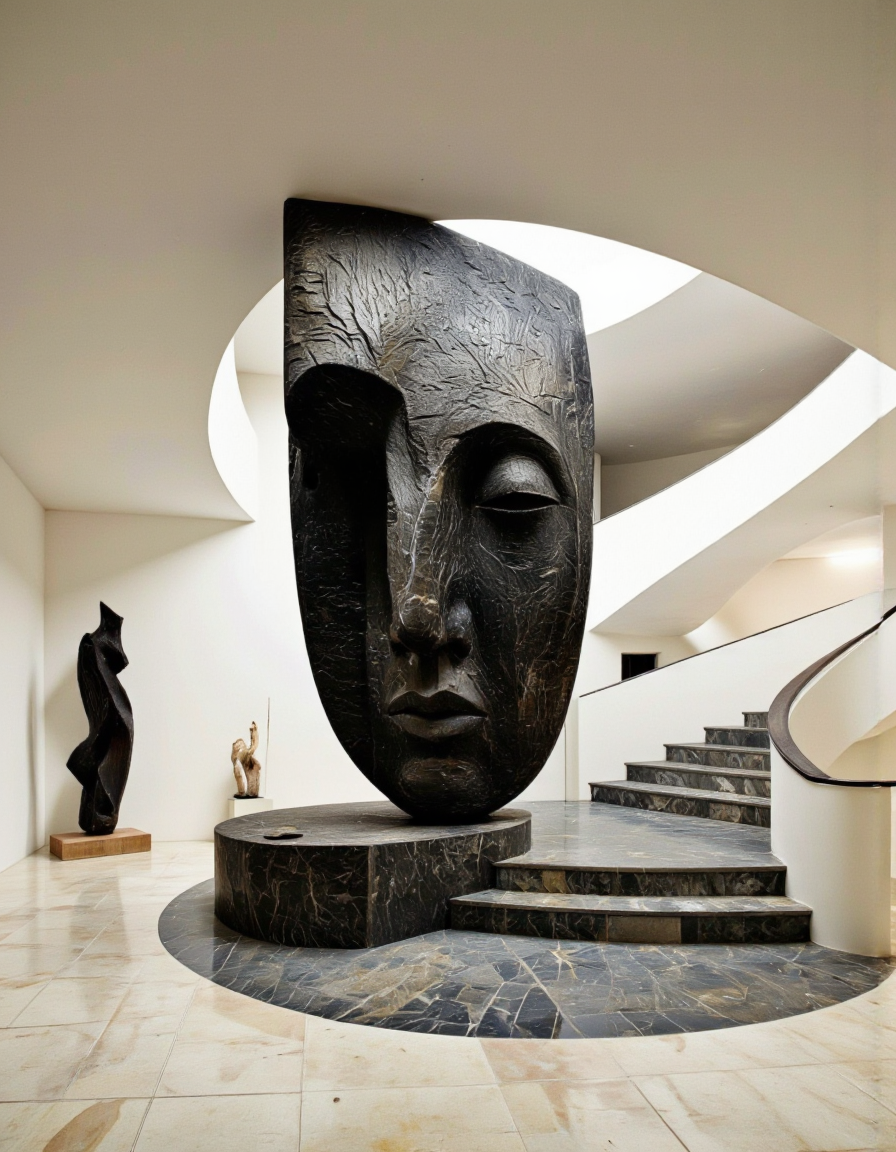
66, 603, 134, 835
285, 200, 594, 823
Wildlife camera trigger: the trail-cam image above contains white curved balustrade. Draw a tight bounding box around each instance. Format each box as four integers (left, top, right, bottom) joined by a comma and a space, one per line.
771, 608, 896, 957
588, 351, 896, 636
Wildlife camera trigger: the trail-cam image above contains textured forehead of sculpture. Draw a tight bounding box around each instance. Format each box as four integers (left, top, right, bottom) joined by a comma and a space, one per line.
283, 199, 592, 448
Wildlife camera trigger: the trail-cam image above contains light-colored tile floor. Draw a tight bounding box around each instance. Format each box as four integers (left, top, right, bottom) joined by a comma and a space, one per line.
2, 843, 896, 1151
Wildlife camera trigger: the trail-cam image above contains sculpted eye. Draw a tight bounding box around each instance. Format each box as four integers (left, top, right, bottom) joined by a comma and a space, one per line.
476, 455, 560, 513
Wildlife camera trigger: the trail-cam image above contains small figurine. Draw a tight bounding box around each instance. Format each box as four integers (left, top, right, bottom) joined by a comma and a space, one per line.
232, 722, 262, 798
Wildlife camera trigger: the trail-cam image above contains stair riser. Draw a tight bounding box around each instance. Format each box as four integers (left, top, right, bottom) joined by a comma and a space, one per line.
452, 903, 809, 944
705, 727, 769, 748
666, 745, 769, 771
627, 765, 771, 798
496, 865, 786, 897
743, 712, 769, 729
590, 783, 770, 827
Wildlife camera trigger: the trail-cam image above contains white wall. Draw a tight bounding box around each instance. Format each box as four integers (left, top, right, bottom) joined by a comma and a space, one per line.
823, 725, 896, 877
0, 455, 44, 871
600, 446, 733, 518
44, 374, 380, 842
687, 556, 880, 651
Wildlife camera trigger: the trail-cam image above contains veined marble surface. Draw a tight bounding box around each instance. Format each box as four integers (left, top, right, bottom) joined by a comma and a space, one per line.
2, 836, 896, 1149
160, 804, 889, 1040
160, 879, 884, 1039
496, 802, 777, 870
214, 802, 530, 948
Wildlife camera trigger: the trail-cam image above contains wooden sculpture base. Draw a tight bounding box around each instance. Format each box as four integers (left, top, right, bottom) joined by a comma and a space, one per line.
50, 828, 151, 861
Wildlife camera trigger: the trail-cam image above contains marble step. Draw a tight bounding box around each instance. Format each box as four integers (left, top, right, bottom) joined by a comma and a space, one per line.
626, 761, 771, 798
743, 711, 769, 729
451, 889, 810, 944
590, 779, 771, 827
495, 858, 786, 897
665, 743, 770, 771
705, 725, 769, 749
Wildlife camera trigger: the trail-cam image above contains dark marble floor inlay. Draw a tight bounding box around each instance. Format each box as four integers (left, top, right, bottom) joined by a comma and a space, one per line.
160, 803, 892, 1039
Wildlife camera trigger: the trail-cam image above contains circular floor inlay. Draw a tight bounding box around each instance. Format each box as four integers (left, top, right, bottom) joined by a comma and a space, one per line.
159, 880, 892, 1039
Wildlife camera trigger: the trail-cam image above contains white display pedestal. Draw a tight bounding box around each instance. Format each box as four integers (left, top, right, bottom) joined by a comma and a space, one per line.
228, 797, 274, 820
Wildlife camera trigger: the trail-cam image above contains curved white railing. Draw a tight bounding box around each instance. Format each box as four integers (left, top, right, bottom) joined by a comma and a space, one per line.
587, 351, 896, 635
769, 608, 896, 957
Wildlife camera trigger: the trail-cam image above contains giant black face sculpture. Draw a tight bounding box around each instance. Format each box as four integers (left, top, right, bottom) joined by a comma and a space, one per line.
285, 200, 593, 822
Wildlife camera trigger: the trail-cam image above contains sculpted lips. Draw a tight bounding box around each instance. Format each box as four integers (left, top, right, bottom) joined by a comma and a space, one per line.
386, 689, 486, 741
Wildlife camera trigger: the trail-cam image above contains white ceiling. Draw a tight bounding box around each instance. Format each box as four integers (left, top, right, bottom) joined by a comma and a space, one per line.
590, 273, 851, 463
0, 2, 890, 516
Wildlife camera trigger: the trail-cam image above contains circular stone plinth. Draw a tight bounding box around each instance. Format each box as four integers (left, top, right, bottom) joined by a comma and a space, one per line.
214, 801, 531, 948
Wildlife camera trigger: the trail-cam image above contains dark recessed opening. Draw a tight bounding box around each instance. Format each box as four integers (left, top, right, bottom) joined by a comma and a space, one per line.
621, 652, 658, 680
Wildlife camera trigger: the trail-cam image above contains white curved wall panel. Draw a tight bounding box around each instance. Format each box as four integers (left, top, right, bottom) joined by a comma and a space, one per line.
208, 340, 258, 522
588, 353, 896, 635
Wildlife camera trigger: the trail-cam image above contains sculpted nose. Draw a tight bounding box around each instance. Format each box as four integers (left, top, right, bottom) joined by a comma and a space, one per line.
387, 468, 472, 656
393, 592, 444, 652
391, 593, 472, 657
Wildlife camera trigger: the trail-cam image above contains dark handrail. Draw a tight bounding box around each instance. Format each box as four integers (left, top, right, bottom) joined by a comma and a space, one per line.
768, 604, 896, 788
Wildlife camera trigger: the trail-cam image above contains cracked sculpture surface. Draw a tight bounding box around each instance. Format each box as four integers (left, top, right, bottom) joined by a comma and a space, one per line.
66, 602, 134, 835
284, 200, 594, 822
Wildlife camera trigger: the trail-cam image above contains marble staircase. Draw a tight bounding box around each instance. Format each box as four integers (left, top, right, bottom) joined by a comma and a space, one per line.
449, 717, 811, 945
589, 710, 772, 827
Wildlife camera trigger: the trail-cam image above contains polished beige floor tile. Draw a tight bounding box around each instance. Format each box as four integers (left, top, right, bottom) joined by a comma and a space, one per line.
771, 1002, 896, 1065
57, 951, 148, 980
65, 1014, 177, 1098
176, 981, 305, 1043
135, 951, 202, 983
0, 944, 85, 981
0, 914, 35, 943
0, 977, 48, 1027
0, 1097, 149, 1152
502, 1078, 686, 1152
135, 1093, 302, 1152
482, 1037, 627, 1084
829, 1059, 896, 1114
299, 1085, 524, 1152
110, 977, 197, 1030
607, 1018, 828, 1077
82, 929, 171, 961
157, 1033, 305, 1096
157, 976, 304, 1096
0, 1023, 105, 1101
13, 974, 131, 1026
3, 920, 105, 949
636, 1063, 896, 1151
303, 1015, 495, 1090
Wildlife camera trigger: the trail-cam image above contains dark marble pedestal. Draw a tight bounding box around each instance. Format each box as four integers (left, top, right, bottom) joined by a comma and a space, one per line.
214, 801, 531, 948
